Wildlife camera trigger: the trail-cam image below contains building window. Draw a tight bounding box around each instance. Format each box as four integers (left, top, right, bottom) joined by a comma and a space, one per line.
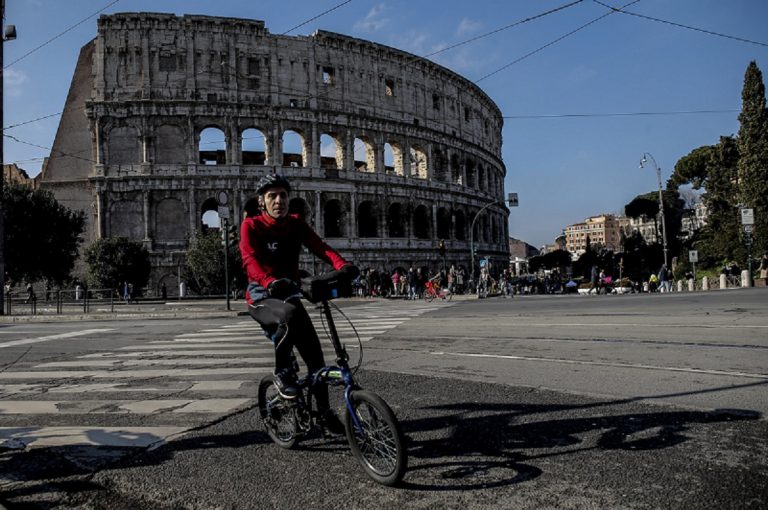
248, 57, 260, 76
159, 54, 176, 72
385, 79, 395, 96
322, 66, 334, 85
432, 94, 441, 111
464, 107, 470, 121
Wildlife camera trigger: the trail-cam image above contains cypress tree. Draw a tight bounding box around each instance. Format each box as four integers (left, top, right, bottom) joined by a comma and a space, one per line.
737, 61, 768, 257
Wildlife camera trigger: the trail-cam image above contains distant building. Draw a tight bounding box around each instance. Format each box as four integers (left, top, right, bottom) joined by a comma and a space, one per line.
2, 164, 36, 187
508, 237, 539, 259
680, 201, 708, 240
564, 214, 626, 258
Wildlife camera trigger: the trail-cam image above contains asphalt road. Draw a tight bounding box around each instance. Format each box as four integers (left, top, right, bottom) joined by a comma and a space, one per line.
0, 290, 766, 509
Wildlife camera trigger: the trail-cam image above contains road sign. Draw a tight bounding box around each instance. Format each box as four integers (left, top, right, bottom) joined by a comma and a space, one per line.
688, 250, 698, 263
744, 224, 753, 234
740, 208, 754, 225
507, 193, 519, 207
217, 206, 230, 220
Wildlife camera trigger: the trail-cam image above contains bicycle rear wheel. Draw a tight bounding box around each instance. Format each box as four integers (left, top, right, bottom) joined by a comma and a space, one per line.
345, 390, 407, 486
257, 375, 299, 449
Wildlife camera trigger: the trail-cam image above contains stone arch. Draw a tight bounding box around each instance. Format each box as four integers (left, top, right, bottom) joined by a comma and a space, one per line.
289, 197, 310, 221
354, 136, 375, 172
385, 141, 404, 176
358, 200, 379, 237
413, 204, 431, 239
282, 128, 306, 167
410, 145, 428, 179
199, 126, 227, 165
155, 124, 186, 164
451, 154, 462, 184
454, 209, 466, 241
155, 197, 187, 241
320, 132, 343, 169
107, 126, 140, 165
466, 160, 476, 189
200, 197, 221, 231
109, 200, 143, 239
324, 199, 346, 238
242, 127, 267, 165
432, 147, 449, 182
436, 207, 451, 239
387, 202, 405, 238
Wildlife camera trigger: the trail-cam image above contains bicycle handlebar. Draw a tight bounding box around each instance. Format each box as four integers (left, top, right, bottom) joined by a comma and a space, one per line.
301, 268, 356, 303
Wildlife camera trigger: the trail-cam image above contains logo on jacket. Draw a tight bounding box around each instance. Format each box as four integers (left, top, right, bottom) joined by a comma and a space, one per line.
267, 242, 278, 252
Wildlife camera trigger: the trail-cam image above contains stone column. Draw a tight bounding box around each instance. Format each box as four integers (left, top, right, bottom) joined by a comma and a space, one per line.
96, 191, 105, 239
345, 130, 355, 172
310, 123, 319, 169
349, 192, 357, 239
143, 190, 151, 241
188, 187, 197, 235
375, 139, 385, 175
315, 191, 323, 236
141, 33, 151, 98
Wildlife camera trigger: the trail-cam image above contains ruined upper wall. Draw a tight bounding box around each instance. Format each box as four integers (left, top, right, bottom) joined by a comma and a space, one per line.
92, 13, 503, 156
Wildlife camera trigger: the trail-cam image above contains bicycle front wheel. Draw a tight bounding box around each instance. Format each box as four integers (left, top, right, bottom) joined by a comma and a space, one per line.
345, 390, 407, 486
258, 375, 299, 449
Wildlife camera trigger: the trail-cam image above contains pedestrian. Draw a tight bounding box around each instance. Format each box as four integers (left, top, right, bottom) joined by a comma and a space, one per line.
24, 283, 36, 304
760, 254, 768, 279
588, 265, 599, 295
658, 264, 670, 293
391, 270, 400, 297
407, 266, 418, 300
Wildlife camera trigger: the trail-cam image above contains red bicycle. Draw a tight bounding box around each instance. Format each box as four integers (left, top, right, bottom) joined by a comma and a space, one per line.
424, 280, 453, 302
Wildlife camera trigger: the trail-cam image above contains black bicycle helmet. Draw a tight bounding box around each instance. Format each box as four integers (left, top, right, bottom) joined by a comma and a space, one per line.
256, 174, 291, 195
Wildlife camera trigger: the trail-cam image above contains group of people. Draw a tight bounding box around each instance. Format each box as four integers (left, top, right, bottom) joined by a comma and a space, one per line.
352, 264, 473, 299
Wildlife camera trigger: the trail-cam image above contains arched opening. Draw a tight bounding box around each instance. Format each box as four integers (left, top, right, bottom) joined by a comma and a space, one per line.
201, 197, 221, 232
384, 143, 394, 174
243, 196, 261, 218
385, 141, 404, 176
155, 124, 186, 164
354, 136, 375, 172
289, 197, 310, 221
199, 127, 226, 165
433, 148, 449, 182
477, 165, 486, 191
413, 205, 431, 239
454, 210, 466, 241
465, 160, 476, 188
320, 133, 343, 169
155, 198, 187, 241
410, 145, 428, 179
282, 129, 305, 167
109, 200, 142, 239
324, 199, 345, 238
108, 126, 140, 165
436, 207, 451, 239
387, 203, 405, 238
357, 201, 379, 237
451, 154, 462, 184
242, 127, 267, 165
491, 215, 499, 244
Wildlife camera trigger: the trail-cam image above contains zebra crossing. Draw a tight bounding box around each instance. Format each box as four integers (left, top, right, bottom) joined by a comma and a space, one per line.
0, 299, 452, 455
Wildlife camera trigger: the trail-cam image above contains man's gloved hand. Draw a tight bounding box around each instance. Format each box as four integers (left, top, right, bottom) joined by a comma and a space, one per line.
340, 264, 360, 280
267, 278, 300, 300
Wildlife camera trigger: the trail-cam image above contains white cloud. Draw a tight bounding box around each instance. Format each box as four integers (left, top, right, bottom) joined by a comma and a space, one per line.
456, 18, 483, 37
4, 69, 28, 97
354, 3, 388, 34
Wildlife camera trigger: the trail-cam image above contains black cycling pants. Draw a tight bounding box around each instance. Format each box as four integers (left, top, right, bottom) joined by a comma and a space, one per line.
248, 297, 331, 410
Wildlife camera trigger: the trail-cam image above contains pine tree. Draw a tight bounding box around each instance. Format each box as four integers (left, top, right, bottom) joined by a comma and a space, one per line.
737, 61, 768, 257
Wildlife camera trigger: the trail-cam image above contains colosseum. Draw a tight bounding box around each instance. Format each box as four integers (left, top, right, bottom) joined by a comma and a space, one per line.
40, 12, 510, 293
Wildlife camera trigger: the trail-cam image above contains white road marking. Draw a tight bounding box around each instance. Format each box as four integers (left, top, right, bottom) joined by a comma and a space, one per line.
507, 322, 768, 329
0, 329, 114, 349
0, 398, 250, 414
431, 351, 768, 380
36, 357, 274, 368
0, 381, 250, 395
0, 367, 272, 379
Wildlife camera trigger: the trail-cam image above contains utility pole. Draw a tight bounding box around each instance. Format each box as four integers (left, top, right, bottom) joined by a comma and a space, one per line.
1, 0, 17, 315
470, 193, 518, 287
640, 153, 668, 267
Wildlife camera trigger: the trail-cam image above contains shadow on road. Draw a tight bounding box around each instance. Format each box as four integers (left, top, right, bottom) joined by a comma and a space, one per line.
400, 384, 763, 491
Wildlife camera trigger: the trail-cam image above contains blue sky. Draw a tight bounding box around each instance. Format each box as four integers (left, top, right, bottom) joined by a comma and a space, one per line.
4, 0, 767, 248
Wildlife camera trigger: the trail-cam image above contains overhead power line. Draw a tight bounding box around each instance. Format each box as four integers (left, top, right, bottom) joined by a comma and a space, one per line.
281, 0, 353, 35
476, 0, 641, 82
502, 109, 738, 119
424, 0, 584, 58
4, 0, 121, 69
592, 0, 768, 47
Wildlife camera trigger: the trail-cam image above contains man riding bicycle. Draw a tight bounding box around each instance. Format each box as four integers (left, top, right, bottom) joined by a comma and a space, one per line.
239, 174, 358, 435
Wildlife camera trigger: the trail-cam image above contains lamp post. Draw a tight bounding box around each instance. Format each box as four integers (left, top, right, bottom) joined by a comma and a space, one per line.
639, 153, 668, 268
1, 0, 17, 315
470, 193, 518, 286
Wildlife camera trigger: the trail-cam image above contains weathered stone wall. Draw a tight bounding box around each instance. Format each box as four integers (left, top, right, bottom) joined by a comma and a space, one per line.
41, 13, 510, 293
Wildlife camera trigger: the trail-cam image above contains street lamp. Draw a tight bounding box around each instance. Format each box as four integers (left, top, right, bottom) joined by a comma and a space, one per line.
639, 153, 668, 268
470, 193, 518, 286
1, 0, 17, 316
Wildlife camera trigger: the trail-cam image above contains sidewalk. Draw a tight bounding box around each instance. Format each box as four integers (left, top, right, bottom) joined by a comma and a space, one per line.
0, 299, 243, 324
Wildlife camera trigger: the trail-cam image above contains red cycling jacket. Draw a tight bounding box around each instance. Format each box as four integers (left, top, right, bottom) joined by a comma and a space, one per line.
239, 212, 348, 304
